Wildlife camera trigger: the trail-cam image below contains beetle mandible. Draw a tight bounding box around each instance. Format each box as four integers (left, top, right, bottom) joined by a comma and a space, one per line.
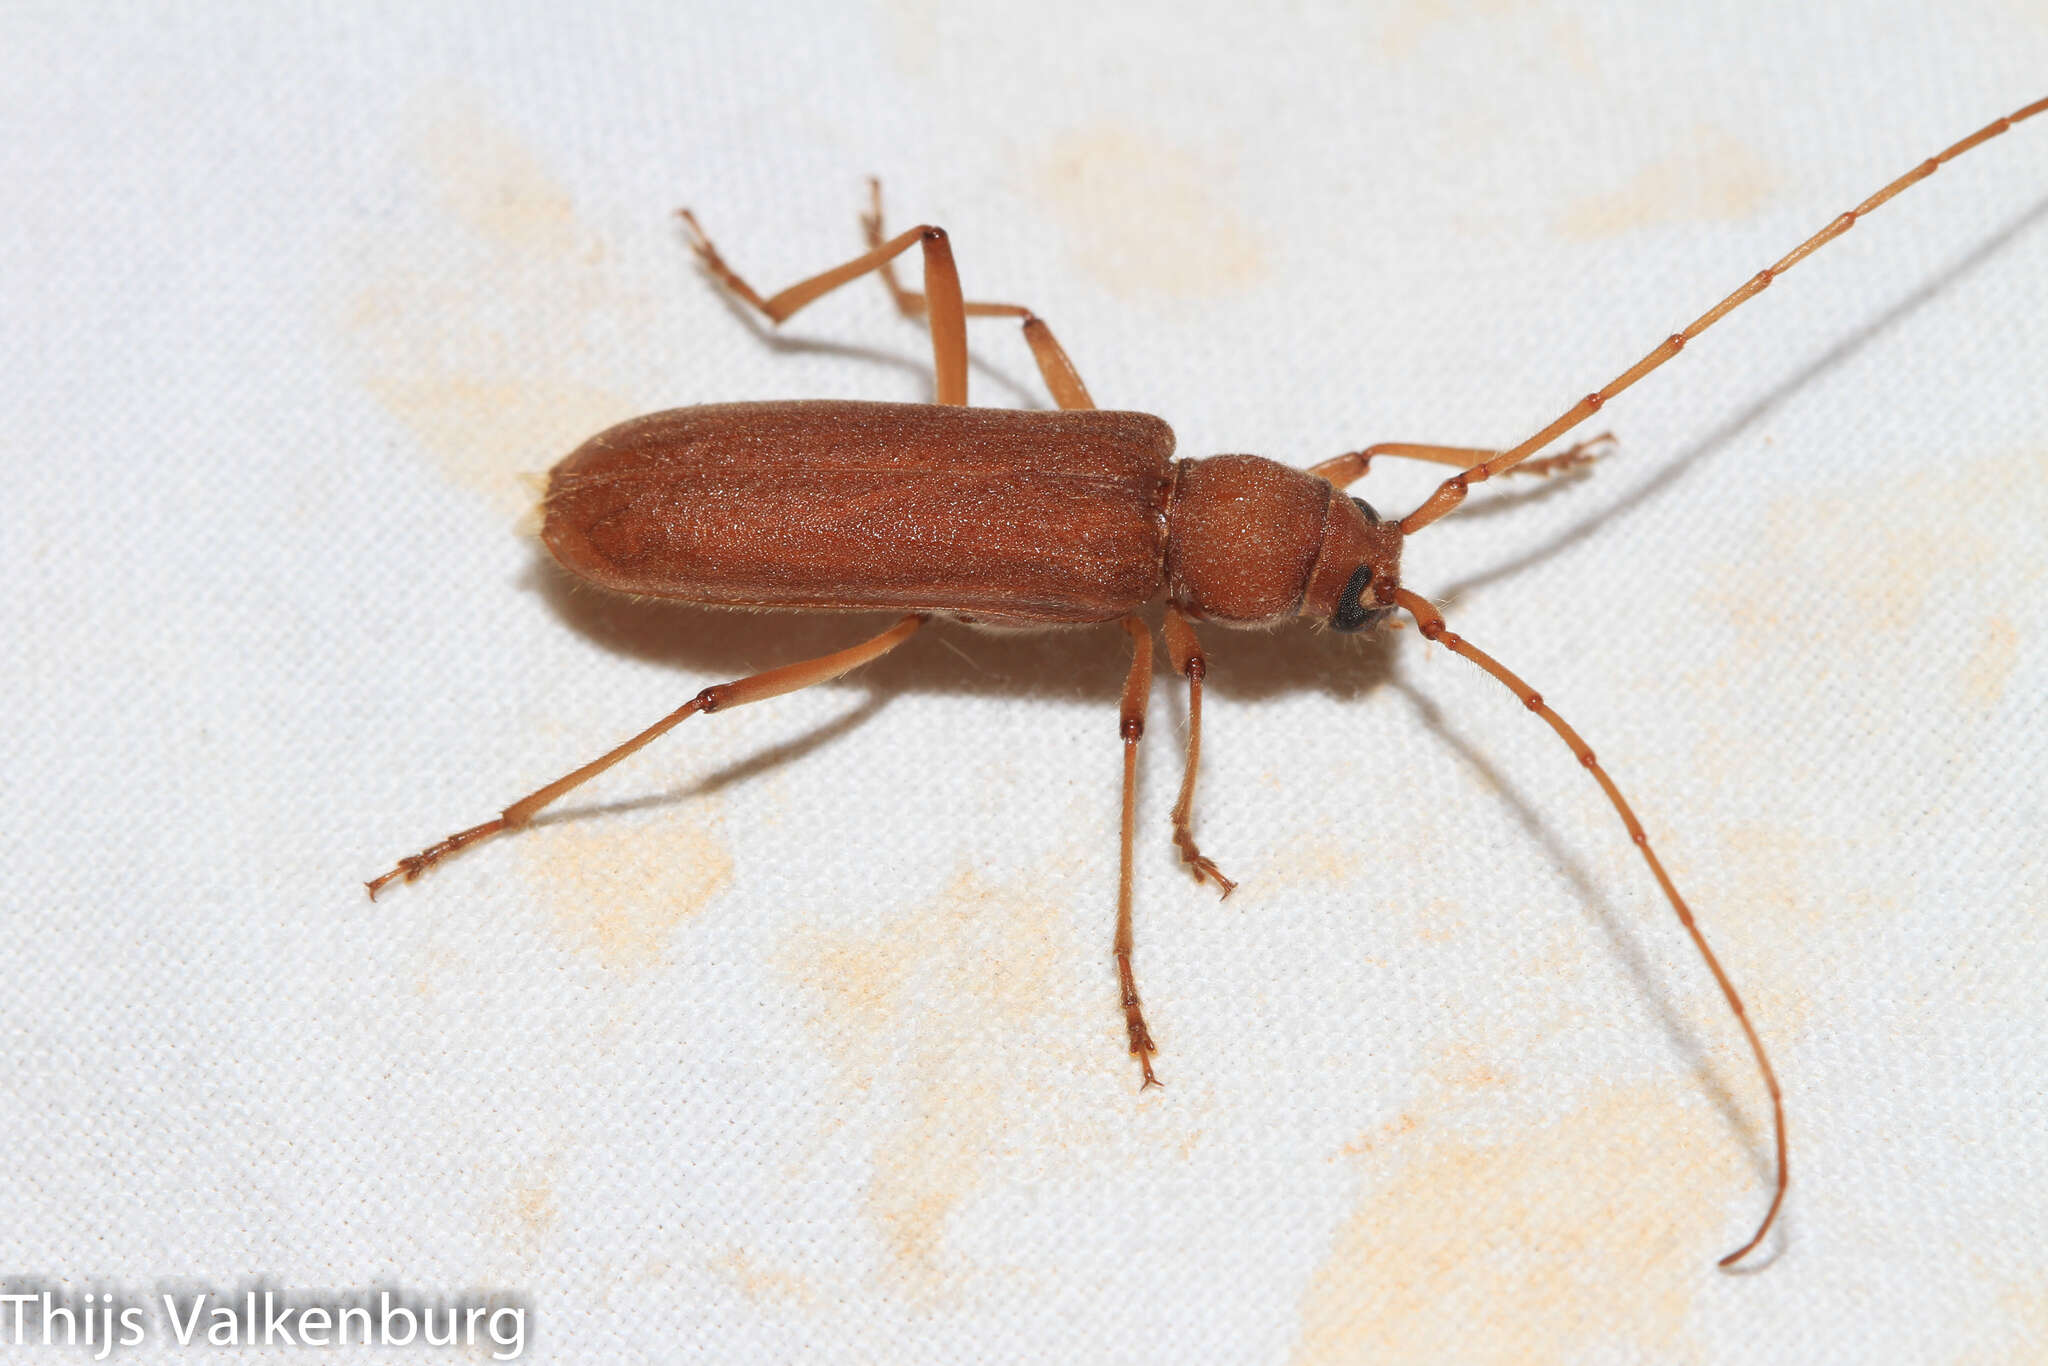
370, 96, 2047, 1269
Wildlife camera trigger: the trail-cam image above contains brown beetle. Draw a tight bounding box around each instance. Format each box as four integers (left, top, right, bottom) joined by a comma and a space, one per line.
370, 97, 2047, 1268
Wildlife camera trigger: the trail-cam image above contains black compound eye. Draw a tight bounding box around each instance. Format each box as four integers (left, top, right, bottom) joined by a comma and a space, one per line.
1332, 564, 1382, 632
1350, 495, 1382, 523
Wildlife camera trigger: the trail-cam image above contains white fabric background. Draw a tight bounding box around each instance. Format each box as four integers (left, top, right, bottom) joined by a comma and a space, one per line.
6, 3, 2047, 1362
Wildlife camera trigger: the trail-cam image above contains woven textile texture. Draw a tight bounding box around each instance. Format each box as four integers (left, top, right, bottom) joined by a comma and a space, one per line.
6, 4, 2047, 1362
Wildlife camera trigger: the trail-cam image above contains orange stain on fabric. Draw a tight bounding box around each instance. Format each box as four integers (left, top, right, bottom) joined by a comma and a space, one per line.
1257, 826, 1368, 892
710, 1248, 816, 1308
1704, 453, 2031, 660
489, 1156, 559, 1261
524, 813, 733, 973
1953, 1269, 2048, 1364
1559, 126, 1777, 240
512, 1176, 556, 1241
1963, 615, 2019, 706
1376, 0, 1521, 60
785, 869, 1124, 1298
1294, 1085, 1733, 1364
1035, 125, 1265, 299
341, 95, 647, 513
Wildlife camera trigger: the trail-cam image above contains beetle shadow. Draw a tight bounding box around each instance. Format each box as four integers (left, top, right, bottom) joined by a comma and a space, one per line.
1420, 464, 1600, 523
520, 549, 1779, 1229
525, 688, 895, 825
1387, 672, 1772, 1197
1438, 190, 2048, 601
520, 558, 1401, 837
526, 553, 1403, 713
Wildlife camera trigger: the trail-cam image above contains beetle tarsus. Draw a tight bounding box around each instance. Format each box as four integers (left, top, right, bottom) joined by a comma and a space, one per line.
1117, 956, 1161, 1087
1514, 432, 1615, 479
1172, 829, 1237, 898
675, 208, 772, 317
1130, 1032, 1160, 1089
366, 818, 508, 899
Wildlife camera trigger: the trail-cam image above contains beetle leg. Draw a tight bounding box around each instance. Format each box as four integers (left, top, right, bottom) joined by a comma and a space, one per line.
679, 207, 971, 405
367, 615, 925, 898
1161, 606, 1234, 897
1306, 435, 1610, 490
865, 179, 1095, 411
1114, 616, 1161, 1088
861, 179, 932, 321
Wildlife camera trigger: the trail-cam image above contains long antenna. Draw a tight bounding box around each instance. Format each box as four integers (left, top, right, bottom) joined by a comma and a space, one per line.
1400, 95, 2048, 536
1389, 587, 1786, 1267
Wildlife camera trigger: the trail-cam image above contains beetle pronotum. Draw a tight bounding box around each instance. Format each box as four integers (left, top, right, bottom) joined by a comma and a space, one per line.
370, 96, 2046, 1268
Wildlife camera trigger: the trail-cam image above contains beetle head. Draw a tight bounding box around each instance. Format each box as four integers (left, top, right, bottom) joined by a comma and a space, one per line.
1311, 496, 1404, 633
